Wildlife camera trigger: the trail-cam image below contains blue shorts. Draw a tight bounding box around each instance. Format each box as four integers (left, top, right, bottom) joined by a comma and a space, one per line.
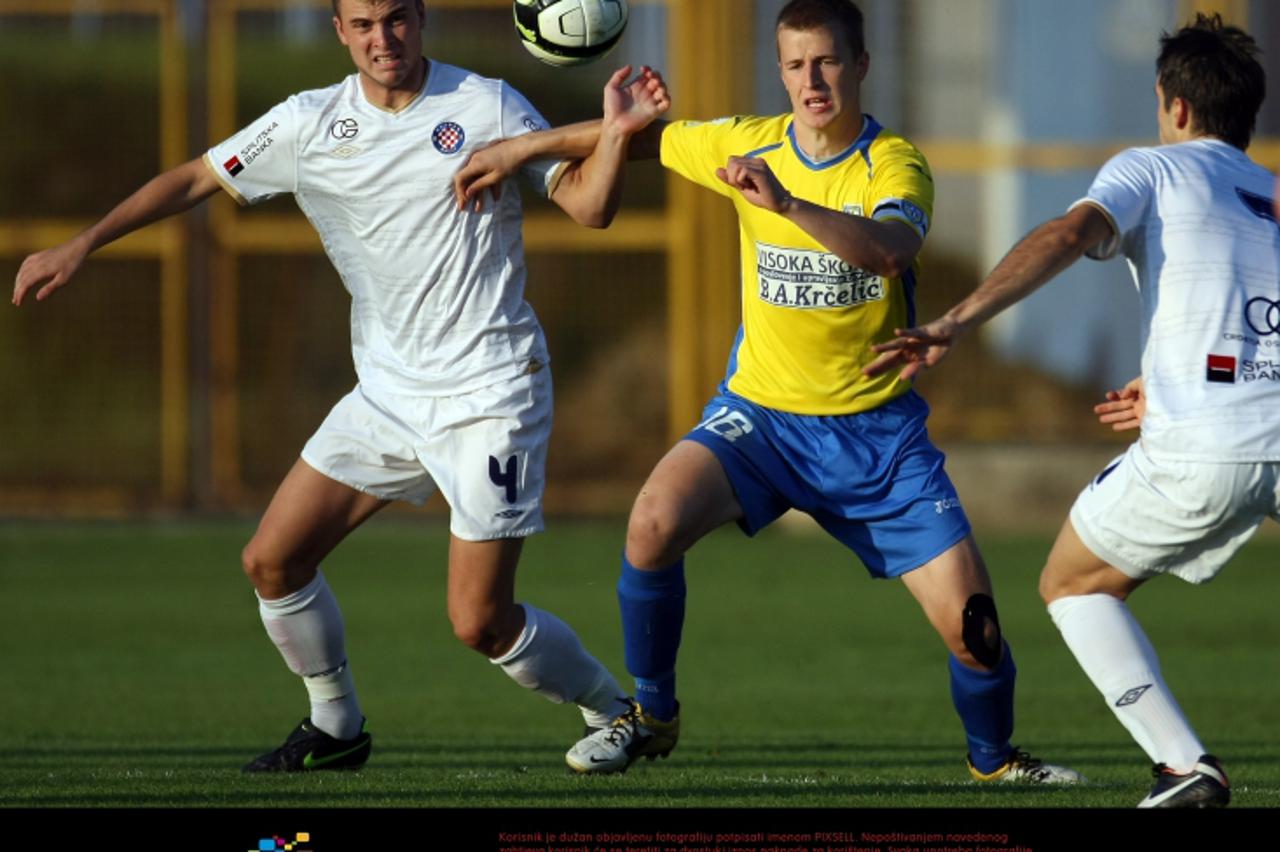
685, 388, 971, 578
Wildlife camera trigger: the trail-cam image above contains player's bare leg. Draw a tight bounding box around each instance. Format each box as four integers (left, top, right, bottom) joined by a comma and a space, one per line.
451, 536, 629, 728
626, 440, 744, 570
900, 535, 994, 668
902, 536, 1080, 783
241, 459, 387, 771
243, 459, 388, 599
446, 536, 525, 658
1041, 520, 1224, 806
1039, 520, 1143, 601
567, 441, 742, 773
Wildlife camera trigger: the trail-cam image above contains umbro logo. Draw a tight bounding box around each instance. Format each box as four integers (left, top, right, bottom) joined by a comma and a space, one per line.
1115, 684, 1152, 707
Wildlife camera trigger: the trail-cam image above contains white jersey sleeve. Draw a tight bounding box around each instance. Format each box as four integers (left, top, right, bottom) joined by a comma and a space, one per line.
204, 100, 298, 205
1069, 148, 1154, 260
498, 82, 565, 197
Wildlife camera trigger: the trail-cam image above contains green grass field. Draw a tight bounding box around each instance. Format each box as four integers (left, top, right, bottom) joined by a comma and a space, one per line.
2, 518, 1277, 816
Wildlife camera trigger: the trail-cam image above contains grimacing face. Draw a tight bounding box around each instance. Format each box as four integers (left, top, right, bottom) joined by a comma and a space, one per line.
333, 0, 426, 99
777, 23, 868, 139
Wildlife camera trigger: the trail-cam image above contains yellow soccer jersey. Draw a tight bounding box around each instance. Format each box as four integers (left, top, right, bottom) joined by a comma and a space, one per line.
661, 114, 933, 415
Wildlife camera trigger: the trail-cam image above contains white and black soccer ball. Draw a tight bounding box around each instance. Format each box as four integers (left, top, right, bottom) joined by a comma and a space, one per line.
513, 0, 629, 67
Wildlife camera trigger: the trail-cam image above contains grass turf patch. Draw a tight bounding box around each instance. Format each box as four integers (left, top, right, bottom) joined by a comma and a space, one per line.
2, 519, 1277, 810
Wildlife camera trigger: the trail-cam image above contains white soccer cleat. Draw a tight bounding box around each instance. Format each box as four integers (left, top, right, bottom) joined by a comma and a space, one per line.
968, 748, 1085, 784
565, 698, 679, 774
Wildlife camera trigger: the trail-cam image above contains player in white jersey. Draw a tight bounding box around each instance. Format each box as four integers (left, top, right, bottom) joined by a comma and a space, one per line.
867, 14, 1273, 807
11, 0, 670, 771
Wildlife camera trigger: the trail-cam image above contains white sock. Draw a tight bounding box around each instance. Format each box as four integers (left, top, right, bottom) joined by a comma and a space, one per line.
258, 571, 363, 740
1048, 593, 1204, 771
491, 603, 630, 728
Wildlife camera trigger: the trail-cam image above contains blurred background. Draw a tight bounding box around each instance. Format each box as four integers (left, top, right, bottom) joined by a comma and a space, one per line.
0, 0, 1276, 526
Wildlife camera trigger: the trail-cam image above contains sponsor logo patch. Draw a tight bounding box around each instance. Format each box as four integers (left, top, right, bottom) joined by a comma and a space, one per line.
432, 121, 465, 155
522, 117, 544, 132
223, 155, 244, 177
1241, 358, 1280, 383
1206, 354, 1236, 384
755, 242, 884, 310
237, 120, 278, 168
329, 117, 359, 140
1246, 297, 1280, 336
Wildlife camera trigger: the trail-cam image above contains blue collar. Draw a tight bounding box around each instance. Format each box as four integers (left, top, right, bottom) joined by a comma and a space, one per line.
787, 115, 881, 171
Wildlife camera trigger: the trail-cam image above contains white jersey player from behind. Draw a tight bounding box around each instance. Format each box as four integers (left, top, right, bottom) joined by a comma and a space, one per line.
867, 14, 1275, 808
12, 0, 670, 772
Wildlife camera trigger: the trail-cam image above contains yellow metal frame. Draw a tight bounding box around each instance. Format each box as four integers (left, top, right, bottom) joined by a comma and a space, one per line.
1, 0, 1276, 511
0, 0, 188, 508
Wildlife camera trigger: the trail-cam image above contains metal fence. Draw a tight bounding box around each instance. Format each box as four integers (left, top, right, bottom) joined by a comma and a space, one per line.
0, 0, 1274, 515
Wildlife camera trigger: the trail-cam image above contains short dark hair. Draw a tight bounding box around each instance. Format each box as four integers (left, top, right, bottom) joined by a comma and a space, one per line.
1156, 13, 1265, 149
776, 0, 865, 58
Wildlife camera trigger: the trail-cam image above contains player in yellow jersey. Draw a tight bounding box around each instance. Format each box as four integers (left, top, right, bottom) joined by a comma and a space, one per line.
456, 0, 1079, 782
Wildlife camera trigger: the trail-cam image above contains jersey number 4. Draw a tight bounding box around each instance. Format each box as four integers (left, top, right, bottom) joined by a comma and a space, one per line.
489, 455, 519, 504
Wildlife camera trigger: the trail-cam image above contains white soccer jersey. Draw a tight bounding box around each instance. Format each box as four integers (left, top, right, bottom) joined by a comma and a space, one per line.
1072, 139, 1280, 461
205, 61, 562, 396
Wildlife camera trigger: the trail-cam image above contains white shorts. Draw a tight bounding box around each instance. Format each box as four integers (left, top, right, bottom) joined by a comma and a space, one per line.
301, 369, 552, 540
1069, 441, 1280, 584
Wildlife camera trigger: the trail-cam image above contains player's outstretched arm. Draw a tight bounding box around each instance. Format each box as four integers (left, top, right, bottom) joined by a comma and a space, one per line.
1094, 376, 1145, 431
453, 120, 600, 213
549, 65, 670, 228
863, 203, 1115, 380
452, 68, 668, 213
715, 156, 922, 278
13, 156, 220, 306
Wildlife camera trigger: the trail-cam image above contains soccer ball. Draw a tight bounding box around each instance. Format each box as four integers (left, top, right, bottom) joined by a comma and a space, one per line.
513, 0, 629, 67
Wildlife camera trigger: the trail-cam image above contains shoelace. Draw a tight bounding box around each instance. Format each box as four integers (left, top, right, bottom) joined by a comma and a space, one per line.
601, 705, 643, 747
1010, 750, 1050, 779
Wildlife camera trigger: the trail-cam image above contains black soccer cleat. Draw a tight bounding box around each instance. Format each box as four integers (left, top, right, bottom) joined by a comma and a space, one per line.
1137, 754, 1230, 808
242, 717, 372, 773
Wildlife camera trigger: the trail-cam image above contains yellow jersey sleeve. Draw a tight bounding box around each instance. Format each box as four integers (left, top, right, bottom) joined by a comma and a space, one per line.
660, 116, 792, 198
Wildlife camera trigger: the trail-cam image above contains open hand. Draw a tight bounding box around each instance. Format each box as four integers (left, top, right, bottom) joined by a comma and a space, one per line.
1094, 376, 1145, 431
603, 65, 670, 137
863, 316, 963, 381
13, 237, 90, 306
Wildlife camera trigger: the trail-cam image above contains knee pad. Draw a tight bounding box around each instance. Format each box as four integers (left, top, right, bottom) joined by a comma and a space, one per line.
962, 593, 1003, 669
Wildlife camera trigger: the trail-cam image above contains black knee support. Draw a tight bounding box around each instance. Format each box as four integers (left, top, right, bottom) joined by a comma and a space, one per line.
962, 593, 1003, 668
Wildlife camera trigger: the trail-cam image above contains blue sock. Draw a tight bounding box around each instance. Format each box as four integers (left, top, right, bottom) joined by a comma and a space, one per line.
617, 555, 684, 721
949, 642, 1016, 774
